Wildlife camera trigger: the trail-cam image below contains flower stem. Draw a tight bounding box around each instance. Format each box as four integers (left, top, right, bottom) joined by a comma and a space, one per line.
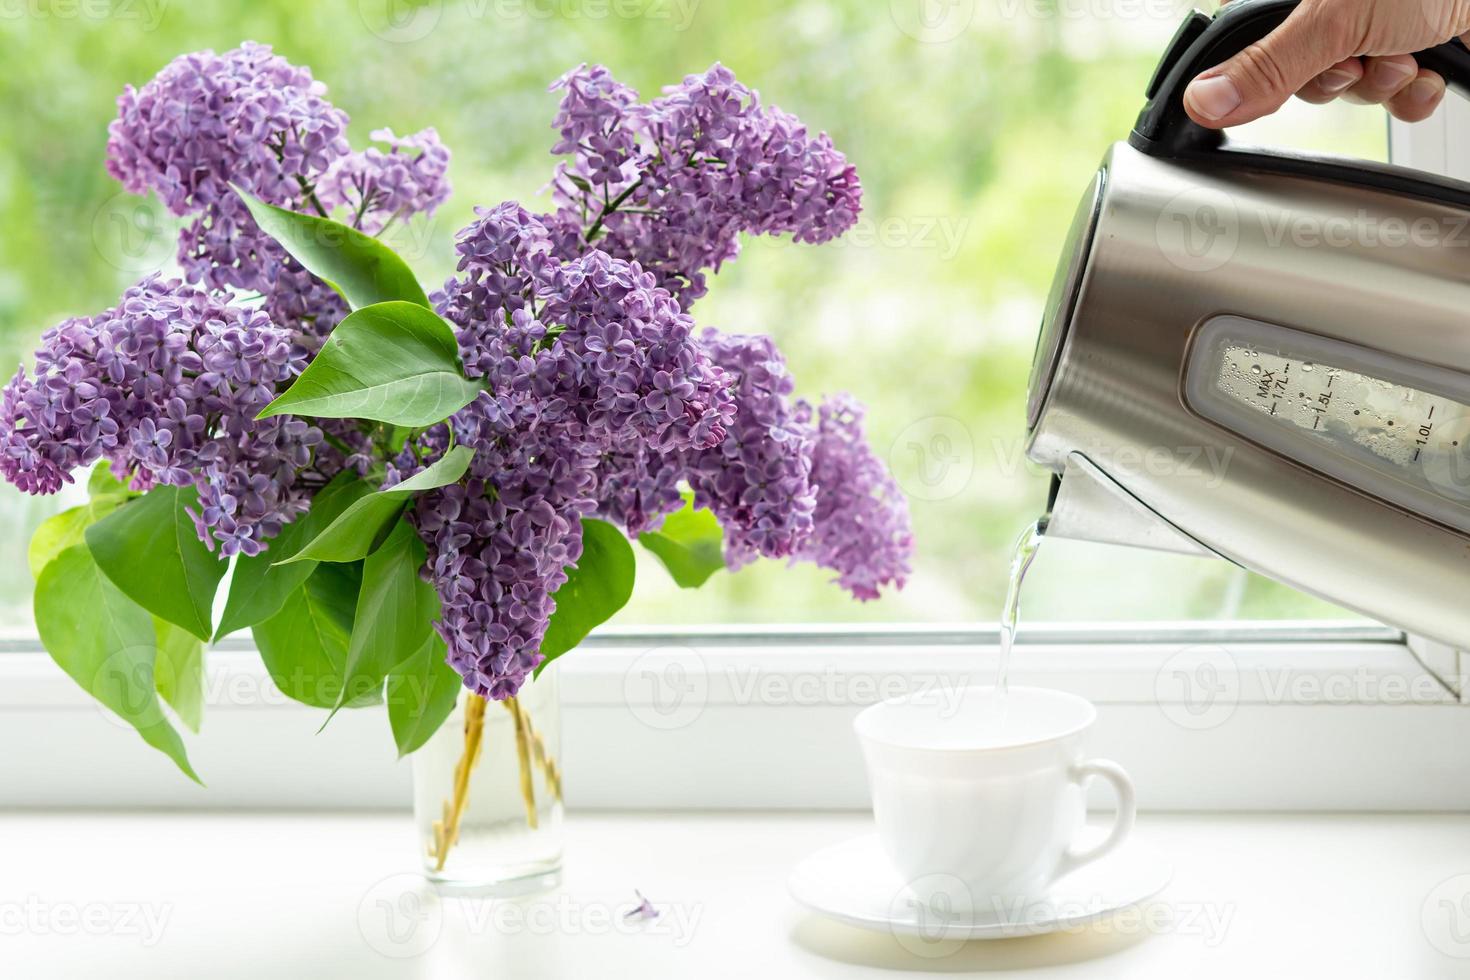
506, 697, 539, 829
430, 693, 488, 872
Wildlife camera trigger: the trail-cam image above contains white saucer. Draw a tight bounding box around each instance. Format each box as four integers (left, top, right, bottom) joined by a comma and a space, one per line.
787, 834, 1172, 940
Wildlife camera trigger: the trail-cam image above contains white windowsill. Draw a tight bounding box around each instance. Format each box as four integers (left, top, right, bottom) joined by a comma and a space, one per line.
3, 808, 1468, 977
2, 622, 1467, 812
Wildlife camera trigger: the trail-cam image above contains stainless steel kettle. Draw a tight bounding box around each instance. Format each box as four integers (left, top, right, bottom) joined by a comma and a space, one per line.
1026, 0, 1470, 645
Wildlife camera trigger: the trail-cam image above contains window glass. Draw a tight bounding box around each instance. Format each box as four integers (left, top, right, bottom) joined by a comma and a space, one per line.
0, 2, 1386, 628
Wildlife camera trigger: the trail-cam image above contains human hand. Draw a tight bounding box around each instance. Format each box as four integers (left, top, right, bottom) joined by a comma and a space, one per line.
1184, 0, 1470, 127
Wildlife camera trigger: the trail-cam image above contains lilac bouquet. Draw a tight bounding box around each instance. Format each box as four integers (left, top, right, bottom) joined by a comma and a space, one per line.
1, 44, 912, 781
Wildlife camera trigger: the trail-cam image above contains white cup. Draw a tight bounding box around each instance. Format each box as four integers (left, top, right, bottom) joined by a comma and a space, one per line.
854, 685, 1135, 912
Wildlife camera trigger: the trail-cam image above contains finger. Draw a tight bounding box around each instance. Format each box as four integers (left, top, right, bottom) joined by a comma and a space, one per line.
1295, 58, 1364, 104
1340, 54, 1420, 105
1184, 1, 1355, 127
1386, 69, 1446, 122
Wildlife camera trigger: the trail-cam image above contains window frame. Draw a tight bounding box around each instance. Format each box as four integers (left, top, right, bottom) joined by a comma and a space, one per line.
3, 117, 1468, 813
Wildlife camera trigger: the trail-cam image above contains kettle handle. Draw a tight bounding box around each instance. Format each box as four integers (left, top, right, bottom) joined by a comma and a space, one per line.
1133, 0, 1470, 157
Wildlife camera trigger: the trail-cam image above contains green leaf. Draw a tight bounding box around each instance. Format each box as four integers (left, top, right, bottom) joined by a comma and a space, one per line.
154, 617, 205, 733
28, 497, 126, 580
234, 187, 430, 310
215, 471, 376, 639
251, 562, 369, 710
257, 302, 482, 427
86, 463, 135, 501
34, 544, 199, 782
536, 518, 635, 677
285, 445, 474, 565
84, 484, 227, 641
386, 633, 461, 758
328, 520, 438, 720
638, 495, 727, 588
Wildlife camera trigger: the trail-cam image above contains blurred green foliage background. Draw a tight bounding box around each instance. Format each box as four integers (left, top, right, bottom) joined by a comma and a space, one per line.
0, 0, 1387, 629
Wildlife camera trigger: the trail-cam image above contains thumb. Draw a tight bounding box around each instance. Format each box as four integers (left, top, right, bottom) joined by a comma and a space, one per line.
1184, 3, 1349, 127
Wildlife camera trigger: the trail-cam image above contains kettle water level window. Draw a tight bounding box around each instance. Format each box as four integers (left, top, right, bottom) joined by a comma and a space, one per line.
1186, 315, 1470, 531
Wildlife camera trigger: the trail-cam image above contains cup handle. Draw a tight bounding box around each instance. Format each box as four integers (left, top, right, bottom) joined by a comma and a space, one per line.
1055, 759, 1136, 880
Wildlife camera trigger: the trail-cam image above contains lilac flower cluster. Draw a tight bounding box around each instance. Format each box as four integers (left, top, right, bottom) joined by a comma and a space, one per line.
794, 396, 913, 599
107, 42, 350, 312
2, 45, 913, 706
414, 204, 733, 696
106, 43, 449, 346
0, 276, 324, 555
320, 128, 452, 234
548, 63, 862, 305
681, 330, 816, 568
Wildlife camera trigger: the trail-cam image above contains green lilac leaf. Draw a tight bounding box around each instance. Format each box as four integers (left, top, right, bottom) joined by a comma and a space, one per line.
283, 445, 473, 565
256, 301, 481, 427
215, 471, 377, 639
34, 544, 199, 782
251, 562, 369, 710
637, 494, 726, 589
234, 187, 430, 310
385, 632, 461, 758
535, 518, 635, 677
84, 484, 227, 641
327, 520, 438, 720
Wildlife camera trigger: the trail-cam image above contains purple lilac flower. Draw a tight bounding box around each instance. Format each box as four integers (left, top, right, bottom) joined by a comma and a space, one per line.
412, 204, 733, 698
320, 128, 452, 234
794, 395, 913, 599
107, 42, 357, 342
0, 276, 325, 556
680, 329, 816, 568
548, 63, 862, 305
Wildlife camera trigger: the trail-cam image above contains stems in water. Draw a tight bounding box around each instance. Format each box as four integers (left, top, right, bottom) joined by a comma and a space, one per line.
430, 693, 488, 872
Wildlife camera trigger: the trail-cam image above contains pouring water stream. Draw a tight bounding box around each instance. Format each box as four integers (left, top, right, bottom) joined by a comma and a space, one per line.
992, 518, 1046, 728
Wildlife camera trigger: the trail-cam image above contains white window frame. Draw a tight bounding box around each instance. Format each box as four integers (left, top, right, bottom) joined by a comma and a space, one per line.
4, 116, 1469, 813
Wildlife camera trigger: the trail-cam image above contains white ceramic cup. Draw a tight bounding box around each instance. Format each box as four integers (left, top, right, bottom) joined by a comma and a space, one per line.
854, 685, 1135, 911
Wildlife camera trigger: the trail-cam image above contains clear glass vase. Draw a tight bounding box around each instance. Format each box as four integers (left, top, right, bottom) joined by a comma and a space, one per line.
411, 668, 563, 894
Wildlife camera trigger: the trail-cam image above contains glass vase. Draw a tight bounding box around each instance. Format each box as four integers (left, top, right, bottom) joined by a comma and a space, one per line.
411, 667, 564, 893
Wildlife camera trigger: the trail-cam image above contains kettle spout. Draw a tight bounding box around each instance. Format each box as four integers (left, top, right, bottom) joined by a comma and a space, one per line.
1043, 452, 1218, 559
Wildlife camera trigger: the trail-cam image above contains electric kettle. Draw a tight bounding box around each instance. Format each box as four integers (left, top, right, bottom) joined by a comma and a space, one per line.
1026, 0, 1470, 646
